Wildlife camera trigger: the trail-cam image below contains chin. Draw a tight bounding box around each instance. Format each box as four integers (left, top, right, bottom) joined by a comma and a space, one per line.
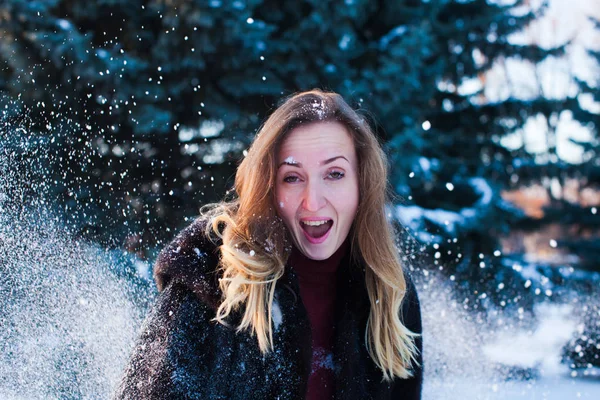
300, 244, 335, 261
291, 229, 338, 260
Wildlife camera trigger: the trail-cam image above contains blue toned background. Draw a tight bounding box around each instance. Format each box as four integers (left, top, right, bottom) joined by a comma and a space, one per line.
0, 0, 598, 398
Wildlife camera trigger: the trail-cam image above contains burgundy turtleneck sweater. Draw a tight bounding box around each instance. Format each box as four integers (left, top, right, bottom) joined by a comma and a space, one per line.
289, 241, 349, 400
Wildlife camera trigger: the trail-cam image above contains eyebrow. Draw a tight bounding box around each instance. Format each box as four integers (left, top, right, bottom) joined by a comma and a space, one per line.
277, 155, 349, 169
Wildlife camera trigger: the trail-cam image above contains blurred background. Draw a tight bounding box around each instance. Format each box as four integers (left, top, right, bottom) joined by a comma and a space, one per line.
0, 0, 598, 398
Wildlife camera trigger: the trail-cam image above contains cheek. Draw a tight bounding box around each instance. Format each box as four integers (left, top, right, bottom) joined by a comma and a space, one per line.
336, 181, 359, 220
274, 185, 285, 207
274, 185, 293, 221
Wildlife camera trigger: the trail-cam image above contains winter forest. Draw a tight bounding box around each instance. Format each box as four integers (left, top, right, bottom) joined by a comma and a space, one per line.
0, 0, 599, 398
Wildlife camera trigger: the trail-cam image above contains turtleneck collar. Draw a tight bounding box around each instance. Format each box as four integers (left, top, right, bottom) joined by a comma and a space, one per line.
289, 239, 350, 286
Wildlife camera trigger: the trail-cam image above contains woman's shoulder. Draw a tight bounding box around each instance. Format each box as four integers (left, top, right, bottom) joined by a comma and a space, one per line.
153, 216, 223, 310
114, 273, 226, 399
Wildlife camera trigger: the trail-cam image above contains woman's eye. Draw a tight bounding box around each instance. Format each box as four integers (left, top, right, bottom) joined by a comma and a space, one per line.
283, 175, 299, 183
328, 171, 345, 180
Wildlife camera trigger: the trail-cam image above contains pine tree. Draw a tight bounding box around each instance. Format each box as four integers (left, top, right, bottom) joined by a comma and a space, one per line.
389, 0, 578, 313
560, 15, 600, 371
561, 16, 600, 271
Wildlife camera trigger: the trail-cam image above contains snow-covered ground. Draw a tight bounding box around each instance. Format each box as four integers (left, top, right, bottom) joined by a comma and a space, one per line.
419, 273, 600, 399
428, 375, 600, 400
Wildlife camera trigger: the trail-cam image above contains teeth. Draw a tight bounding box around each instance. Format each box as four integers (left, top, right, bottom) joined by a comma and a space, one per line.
302, 220, 330, 226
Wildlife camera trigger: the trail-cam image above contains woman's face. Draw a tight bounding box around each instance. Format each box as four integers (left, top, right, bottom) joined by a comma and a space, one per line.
275, 121, 359, 260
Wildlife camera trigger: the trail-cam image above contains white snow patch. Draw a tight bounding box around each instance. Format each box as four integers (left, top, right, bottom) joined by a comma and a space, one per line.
379, 25, 407, 49
57, 19, 72, 30
283, 156, 297, 165
470, 177, 493, 208
338, 34, 351, 50
193, 247, 207, 258
309, 100, 326, 118
135, 260, 151, 280
418, 157, 431, 173
483, 303, 576, 374
396, 204, 464, 235
395, 177, 494, 238
312, 349, 335, 372
271, 299, 282, 331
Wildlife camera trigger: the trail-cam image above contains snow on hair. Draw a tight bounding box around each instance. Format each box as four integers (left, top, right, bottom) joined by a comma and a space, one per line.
200, 89, 420, 380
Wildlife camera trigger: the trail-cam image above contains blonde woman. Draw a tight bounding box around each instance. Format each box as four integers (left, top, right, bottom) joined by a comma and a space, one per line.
115, 90, 423, 399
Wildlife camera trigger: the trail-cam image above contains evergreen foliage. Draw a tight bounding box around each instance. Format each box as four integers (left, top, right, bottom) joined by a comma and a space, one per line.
562, 298, 600, 371
560, 15, 600, 370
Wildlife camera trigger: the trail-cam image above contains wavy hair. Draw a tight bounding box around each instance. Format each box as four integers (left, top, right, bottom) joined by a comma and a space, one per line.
201, 89, 420, 380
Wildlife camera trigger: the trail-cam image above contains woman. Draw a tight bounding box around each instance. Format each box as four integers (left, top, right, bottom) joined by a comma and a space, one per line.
114, 90, 423, 399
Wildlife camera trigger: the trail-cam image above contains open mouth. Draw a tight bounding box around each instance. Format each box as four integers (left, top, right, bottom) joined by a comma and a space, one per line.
300, 219, 333, 243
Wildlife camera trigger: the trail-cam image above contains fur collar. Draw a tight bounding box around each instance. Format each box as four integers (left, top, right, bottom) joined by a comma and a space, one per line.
153, 217, 223, 310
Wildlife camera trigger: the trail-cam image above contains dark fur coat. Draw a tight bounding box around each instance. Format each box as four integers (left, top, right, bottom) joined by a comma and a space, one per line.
114, 218, 423, 399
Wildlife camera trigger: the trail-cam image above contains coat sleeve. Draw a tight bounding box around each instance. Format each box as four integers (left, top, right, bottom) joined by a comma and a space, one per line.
392, 272, 423, 400
112, 282, 228, 400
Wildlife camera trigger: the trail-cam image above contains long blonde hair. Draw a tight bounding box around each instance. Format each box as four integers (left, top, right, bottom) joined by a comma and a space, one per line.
202, 89, 420, 380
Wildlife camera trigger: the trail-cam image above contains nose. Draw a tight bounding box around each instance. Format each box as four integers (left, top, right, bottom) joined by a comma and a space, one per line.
302, 180, 326, 212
